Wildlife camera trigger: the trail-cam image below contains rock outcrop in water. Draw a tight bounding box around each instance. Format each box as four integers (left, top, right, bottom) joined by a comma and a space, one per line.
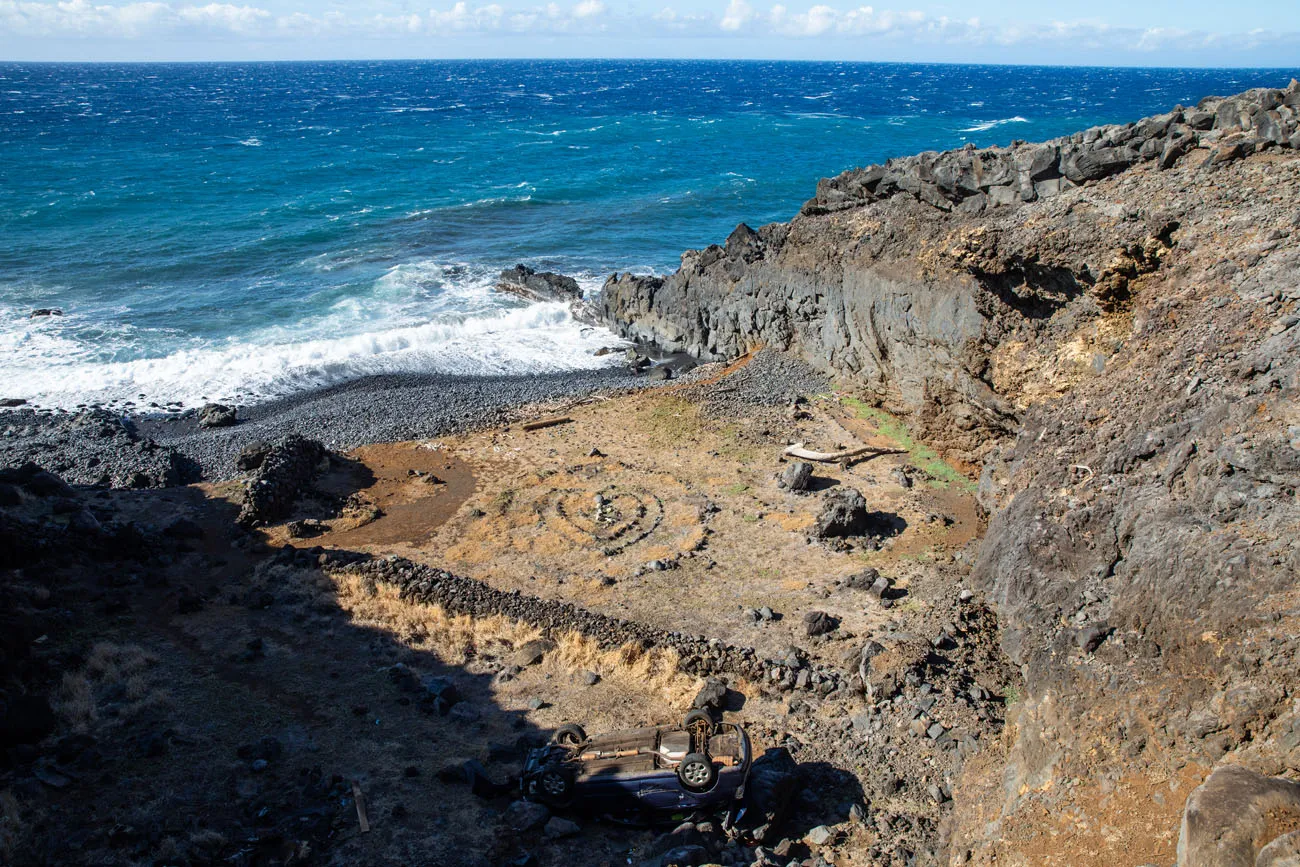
601, 80, 1300, 863
496, 264, 584, 305
496, 263, 600, 325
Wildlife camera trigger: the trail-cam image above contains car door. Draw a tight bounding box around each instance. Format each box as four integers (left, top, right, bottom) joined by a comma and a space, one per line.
636, 774, 690, 811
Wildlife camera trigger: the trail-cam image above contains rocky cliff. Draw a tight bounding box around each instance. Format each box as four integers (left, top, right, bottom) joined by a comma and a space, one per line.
601, 81, 1300, 864
600, 81, 1300, 466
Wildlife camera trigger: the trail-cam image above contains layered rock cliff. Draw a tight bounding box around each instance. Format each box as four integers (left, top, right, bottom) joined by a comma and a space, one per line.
600, 81, 1300, 864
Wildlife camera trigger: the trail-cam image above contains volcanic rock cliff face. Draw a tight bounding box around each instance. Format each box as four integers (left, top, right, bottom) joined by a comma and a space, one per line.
602, 81, 1300, 864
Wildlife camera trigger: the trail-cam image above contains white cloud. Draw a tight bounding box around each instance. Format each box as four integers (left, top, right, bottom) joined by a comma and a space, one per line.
425, 2, 504, 31
177, 3, 268, 33
0, 0, 1296, 56
719, 0, 753, 31
763, 4, 979, 40
0, 0, 274, 35
769, 3, 836, 37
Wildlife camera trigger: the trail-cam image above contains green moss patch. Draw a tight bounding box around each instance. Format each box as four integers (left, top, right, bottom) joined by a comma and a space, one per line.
839, 396, 976, 492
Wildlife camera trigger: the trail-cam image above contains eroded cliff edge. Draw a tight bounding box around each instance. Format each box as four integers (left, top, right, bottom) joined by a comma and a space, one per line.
601, 81, 1300, 863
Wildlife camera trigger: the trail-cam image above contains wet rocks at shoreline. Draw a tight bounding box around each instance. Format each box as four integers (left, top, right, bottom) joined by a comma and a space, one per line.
496, 264, 598, 325
496, 264, 583, 305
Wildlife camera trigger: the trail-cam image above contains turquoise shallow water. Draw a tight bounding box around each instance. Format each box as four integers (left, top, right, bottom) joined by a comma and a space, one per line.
1, 60, 1295, 407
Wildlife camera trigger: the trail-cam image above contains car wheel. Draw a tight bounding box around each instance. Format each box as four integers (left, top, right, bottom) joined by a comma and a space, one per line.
677, 752, 716, 792
553, 724, 587, 747
684, 709, 714, 736
538, 768, 573, 804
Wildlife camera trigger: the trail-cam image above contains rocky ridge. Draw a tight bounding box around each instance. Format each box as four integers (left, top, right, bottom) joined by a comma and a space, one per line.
800, 83, 1300, 217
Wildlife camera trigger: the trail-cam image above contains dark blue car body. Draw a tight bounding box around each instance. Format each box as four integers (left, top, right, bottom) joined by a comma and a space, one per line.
521, 720, 752, 816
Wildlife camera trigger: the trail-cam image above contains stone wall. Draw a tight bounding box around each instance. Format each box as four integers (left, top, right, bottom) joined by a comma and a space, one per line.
326, 554, 849, 696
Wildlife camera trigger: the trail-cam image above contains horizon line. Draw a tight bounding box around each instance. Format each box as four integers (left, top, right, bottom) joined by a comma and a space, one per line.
3, 57, 1299, 72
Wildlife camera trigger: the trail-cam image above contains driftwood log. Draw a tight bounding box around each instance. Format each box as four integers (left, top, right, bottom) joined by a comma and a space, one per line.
783, 442, 905, 462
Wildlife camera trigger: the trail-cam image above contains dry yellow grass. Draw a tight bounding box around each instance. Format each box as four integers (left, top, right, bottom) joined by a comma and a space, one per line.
331, 572, 541, 664
328, 571, 697, 703
53, 671, 97, 731
541, 631, 694, 705
52, 642, 169, 733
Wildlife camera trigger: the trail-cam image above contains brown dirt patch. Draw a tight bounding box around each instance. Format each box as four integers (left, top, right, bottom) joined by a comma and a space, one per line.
270, 441, 477, 551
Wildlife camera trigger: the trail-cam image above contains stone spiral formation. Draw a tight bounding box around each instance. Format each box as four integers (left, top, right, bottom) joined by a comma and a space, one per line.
802, 80, 1300, 216
325, 554, 850, 696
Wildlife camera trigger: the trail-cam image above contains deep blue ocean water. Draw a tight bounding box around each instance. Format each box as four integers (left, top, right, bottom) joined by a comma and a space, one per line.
2, 60, 1296, 408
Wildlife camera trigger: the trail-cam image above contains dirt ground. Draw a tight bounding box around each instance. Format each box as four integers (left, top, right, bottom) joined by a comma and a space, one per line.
5, 356, 1189, 867
269, 370, 984, 671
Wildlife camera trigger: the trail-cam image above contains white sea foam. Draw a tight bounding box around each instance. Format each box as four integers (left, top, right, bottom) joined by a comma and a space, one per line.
960, 116, 1030, 132
0, 263, 630, 409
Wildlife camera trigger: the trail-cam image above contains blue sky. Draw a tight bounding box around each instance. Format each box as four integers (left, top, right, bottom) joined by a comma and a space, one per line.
1, 0, 1298, 65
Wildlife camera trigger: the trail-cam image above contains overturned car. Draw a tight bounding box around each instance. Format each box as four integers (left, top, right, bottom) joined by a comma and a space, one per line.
521, 711, 751, 816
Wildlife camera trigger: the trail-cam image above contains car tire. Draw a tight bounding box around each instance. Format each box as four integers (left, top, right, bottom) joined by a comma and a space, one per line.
553, 723, 587, 747
684, 709, 715, 735
538, 767, 573, 805
677, 752, 716, 792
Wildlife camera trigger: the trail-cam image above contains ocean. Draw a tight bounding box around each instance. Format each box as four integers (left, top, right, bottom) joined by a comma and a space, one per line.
1, 60, 1294, 409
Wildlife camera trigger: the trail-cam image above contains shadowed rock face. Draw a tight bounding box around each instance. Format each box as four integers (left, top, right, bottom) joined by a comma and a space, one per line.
601, 80, 1300, 863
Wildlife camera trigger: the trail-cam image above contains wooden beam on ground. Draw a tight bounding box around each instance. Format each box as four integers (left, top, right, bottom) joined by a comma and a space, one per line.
352, 781, 370, 833
521, 416, 573, 432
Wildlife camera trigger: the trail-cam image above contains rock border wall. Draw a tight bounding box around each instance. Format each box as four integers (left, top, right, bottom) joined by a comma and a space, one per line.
325, 554, 850, 696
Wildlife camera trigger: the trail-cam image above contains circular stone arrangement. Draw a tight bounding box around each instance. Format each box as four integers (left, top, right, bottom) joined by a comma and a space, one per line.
543, 484, 665, 556
447, 459, 709, 573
